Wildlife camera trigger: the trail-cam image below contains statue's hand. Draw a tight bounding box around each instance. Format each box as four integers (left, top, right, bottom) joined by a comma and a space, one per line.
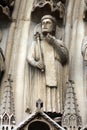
35, 61, 45, 71
46, 33, 55, 46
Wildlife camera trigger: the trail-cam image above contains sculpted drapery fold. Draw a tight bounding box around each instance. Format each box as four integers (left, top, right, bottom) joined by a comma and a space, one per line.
27, 15, 68, 112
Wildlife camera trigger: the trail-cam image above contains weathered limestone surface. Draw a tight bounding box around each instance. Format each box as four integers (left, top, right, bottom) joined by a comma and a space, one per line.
65, 0, 86, 125
0, 0, 87, 127
0, 0, 34, 124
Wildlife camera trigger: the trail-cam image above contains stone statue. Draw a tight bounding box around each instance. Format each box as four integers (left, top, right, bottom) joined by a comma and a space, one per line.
27, 15, 68, 112
81, 36, 87, 61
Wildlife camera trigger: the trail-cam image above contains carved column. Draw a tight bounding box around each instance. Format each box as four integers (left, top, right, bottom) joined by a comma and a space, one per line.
81, 36, 87, 123
65, 0, 86, 124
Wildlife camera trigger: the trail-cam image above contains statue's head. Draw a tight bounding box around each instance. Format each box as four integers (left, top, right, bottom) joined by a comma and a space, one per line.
41, 15, 56, 35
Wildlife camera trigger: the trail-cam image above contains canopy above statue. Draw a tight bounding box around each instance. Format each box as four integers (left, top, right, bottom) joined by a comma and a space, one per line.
31, 0, 65, 24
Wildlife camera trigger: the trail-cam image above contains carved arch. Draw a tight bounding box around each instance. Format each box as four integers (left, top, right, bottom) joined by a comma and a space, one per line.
2, 113, 9, 125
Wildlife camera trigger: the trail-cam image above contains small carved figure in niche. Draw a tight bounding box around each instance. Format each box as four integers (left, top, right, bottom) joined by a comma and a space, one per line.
27, 15, 68, 111
81, 36, 87, 60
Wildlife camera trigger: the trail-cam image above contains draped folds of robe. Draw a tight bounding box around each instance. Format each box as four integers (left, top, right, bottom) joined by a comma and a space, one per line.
27, 23, 68, 113
2, 0, 87, 125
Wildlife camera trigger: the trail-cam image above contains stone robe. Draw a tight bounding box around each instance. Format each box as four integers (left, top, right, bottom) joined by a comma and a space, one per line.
27, 34, 68, 113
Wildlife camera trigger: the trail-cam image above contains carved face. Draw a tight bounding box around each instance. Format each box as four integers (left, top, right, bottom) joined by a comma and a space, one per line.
41, 18, 55, 35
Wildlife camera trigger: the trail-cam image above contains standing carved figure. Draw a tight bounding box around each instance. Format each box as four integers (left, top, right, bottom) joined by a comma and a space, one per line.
27, 15, 68, 112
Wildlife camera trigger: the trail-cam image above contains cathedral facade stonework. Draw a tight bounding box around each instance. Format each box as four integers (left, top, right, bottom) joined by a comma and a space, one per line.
0, 0, 87, 130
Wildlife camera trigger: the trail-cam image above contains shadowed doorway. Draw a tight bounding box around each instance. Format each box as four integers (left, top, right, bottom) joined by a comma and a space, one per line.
28, 121, 50, 130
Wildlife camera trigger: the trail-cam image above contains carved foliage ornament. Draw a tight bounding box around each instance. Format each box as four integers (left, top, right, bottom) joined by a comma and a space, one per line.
0, 0, 15, 21
31, 0, 65, 23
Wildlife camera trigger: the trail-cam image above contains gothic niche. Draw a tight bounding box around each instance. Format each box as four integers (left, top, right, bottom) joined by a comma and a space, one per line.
0, 0, 15, 21
26, 0, 68, 116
